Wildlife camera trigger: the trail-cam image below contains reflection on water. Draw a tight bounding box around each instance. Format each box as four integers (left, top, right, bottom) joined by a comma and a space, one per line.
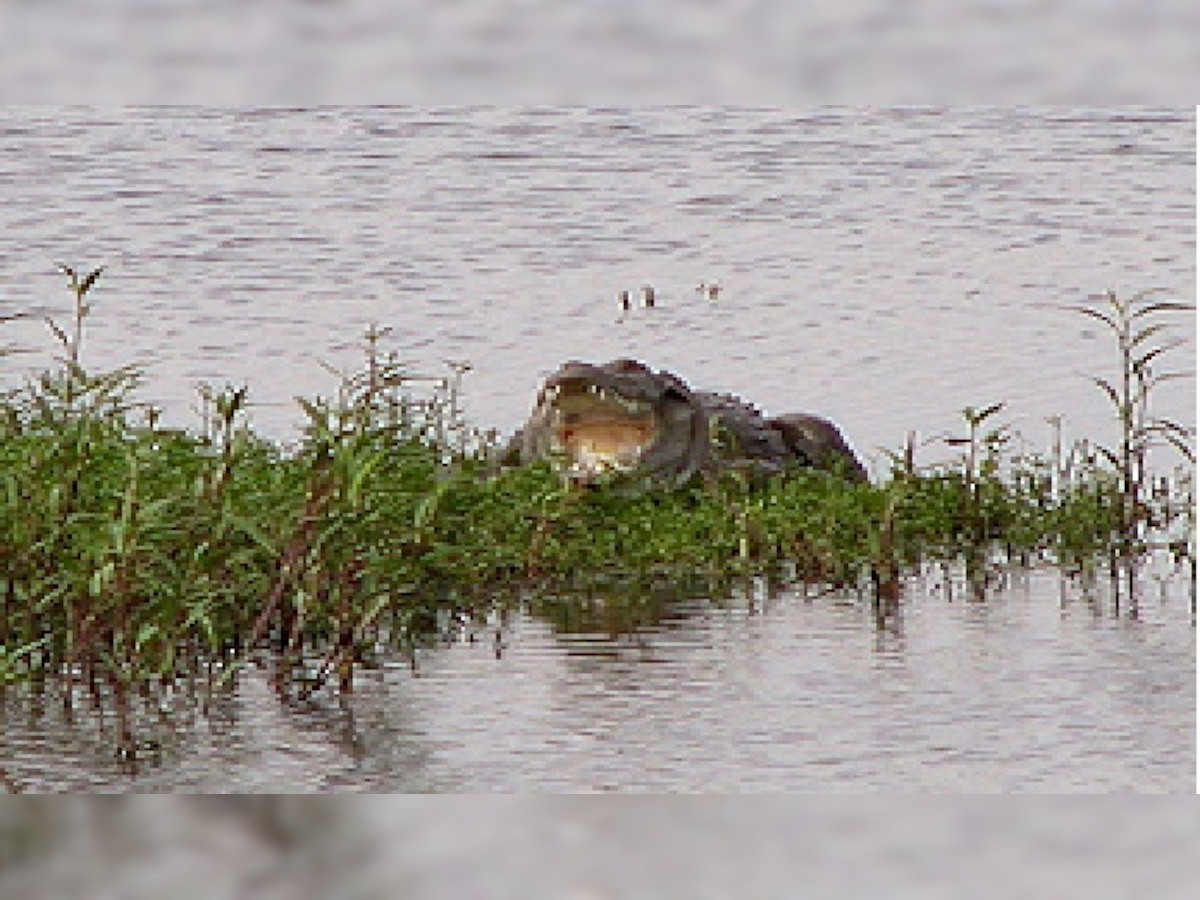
3, 570, 1193, 793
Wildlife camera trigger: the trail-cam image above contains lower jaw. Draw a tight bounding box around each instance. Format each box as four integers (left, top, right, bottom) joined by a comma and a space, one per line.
565, 461, 635, 479
556, 453, 642, 481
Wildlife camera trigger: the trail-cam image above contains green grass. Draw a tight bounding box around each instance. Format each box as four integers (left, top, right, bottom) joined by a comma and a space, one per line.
0, 270, 1194, 764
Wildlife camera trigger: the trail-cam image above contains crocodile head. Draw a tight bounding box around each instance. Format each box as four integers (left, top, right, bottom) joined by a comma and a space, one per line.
510, 359, 707, 484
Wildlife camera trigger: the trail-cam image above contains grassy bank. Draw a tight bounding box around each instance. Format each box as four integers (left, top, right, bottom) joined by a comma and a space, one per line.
1, 272, 1194, 761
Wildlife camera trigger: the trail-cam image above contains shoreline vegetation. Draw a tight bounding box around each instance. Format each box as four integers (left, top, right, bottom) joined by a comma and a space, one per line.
1, 270, 1195, 767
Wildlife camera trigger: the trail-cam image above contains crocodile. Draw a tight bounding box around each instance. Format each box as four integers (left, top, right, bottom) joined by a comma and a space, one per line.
502, 358, 867, 485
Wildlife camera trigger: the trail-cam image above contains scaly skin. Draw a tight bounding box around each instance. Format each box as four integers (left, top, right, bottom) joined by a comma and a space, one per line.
503, 359, 868, 485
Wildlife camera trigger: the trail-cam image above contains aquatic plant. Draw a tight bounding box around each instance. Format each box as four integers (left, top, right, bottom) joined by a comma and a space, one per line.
0, 269, 1193, 765
1068, 289, 1195, 607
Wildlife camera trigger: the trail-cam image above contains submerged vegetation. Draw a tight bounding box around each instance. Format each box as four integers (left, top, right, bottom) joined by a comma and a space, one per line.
1, 269, 1194, 763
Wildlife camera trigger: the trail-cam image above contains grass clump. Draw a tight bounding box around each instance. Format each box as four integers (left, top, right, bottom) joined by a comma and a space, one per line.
0, 269, 1194, 763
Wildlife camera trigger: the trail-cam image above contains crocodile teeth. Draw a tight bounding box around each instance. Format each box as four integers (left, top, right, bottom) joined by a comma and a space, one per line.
542, 381, 651, 418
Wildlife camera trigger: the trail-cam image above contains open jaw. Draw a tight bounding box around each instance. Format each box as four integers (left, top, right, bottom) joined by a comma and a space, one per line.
541, 380, 659, 480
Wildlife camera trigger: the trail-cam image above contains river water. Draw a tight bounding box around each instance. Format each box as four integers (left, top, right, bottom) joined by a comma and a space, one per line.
0, 107, 1195, 792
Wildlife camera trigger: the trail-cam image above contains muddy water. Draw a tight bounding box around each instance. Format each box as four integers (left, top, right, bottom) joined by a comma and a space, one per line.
0, 108, 1194, 792
4, 571, 1194, 793
1, 108, 1193, 458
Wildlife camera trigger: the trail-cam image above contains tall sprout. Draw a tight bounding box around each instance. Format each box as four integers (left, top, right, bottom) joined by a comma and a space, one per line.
1068, 289, 1195, 602
48, 264, 104, 366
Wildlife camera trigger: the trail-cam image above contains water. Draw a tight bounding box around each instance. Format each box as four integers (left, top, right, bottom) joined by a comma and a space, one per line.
1, 107, 1194, 792
1, 108, 1193, 459
5, 571, 1195, 793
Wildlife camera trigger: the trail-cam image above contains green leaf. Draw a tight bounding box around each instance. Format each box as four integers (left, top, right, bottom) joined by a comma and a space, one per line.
1, 636, 50, 684
1147, 418, 1194, 440
1135, 337, 1187, 369
80, 266, 106, 297
227, 515, 278, 555
348, 450, 384, 507
1089, 376, 1121, 410
1129, 322, 1170, 348
973, 402, 1005, 424
1162, 433, 1197, 463
135, 623, 159, 653
1065, 305, 1117, 333
45, 316, 70, 349
1145, 371, 1191, 392
414, 480, 451, 530
1129, 300, 1195, 319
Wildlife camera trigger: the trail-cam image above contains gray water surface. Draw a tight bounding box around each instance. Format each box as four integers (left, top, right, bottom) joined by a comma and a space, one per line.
5, 572, 1194, 793
1, 107, 1193, 458
0, 107, 1194, 792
